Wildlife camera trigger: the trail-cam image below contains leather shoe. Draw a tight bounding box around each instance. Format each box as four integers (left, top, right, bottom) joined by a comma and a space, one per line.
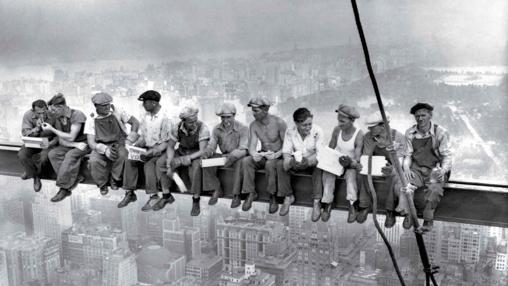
152, 195, 175, 211
422, 220, 433, 232
279, 195, 294, 216
209, 189, 222, 205
402, 214, 413, 229
347, 203, 358, 223
117, 191, 137, 208
311, 200, 321, 222
384, 211, 396, 228
100, 186, 109, 196
21, 172, 30, 180
33, 177, 42, 192
321, 203, 333, 222
242, 193, 257, 211
50, 188, 71, 202
191, 198, 201, 216
141, 195, 159, 212
356, 207, 370, 223
231, 195, 241, 208
268, 195, 279, 214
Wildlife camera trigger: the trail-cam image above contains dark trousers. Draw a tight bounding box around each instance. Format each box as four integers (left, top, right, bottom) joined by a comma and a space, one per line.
156, 152, 210, 195
48, 145, 90, 189
410, 168, 444, 221
202, 154, 243, 195
276, 160, 322, 198
123, 153, 166, 194
358, 175, 400, 212
89, 146, 127, 188
18, 146, 50, 178
241, 156, 279, 195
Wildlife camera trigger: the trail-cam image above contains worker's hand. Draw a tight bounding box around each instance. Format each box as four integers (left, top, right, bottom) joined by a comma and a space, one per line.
224, 155, 236, 168
201, 149, 213, 159
41, 123, 53, 132
402, 183, 417, 195
180, 155, 192, 166
294, 157, 309, 170
252, 152, 264, 162
403, 170, 414, 183
140, 149, 154, 162
95, 143, 108, 154
381, 165, 393, 176
105, 145, 119, 161
75, 142, 88, 151
283, 158, 293, 172
126, 132, 138, 146
229, 149, 245, 160
264, 151, 278, 160
339, 156, 352, 168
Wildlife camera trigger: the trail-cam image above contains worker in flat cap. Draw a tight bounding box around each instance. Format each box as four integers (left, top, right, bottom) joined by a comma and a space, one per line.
355, 111, 409, 228
160, 105, 211, 216
120, 90, 175, 211
201, 102, 249, 208
42, 93, 90, 202
401, 102, 452, 232
320, 104, 364, 222
240, 96, 287, 213
18, 99, 58, 192
279, 108, 324, 217
84, 92, 140, 196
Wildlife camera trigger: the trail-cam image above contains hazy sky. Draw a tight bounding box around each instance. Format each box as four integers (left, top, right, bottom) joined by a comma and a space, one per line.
0, 0, 506, 66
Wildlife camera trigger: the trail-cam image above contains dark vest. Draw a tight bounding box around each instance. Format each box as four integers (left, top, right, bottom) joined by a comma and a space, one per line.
94, 114, 125, 144
177, 121, 203, 154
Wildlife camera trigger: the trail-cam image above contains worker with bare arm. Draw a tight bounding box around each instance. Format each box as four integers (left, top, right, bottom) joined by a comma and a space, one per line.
402, 103, 452, 232
18, 99, 57, 192
321, 104, 363, 222
201, 102, 249, 208
85, 92, 139, 196
42, 93, 90, 202
240, 97, 287, 213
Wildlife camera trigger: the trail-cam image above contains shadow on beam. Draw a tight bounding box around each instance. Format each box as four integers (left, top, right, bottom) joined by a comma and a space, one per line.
1, 144, 507, 228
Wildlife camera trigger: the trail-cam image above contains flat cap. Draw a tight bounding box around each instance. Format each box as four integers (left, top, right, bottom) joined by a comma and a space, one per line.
179, 106, 199, 120
335, 104, 360, 119
137, 90, 161, 102
247, 96, 271, 108
215, 102, 237, 116
48, 93, 66, 106
92, 92, 113, 105
365, 111, 390, 127
410, 102, 433, 114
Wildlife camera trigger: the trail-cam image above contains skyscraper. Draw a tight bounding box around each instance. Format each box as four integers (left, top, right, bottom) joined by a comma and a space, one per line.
102, 248, 137, 286
89, 193, 138, 240
32, 191, 72, 244
137, 244, 186, 284
0, 250, 9, 286
185, 254, 223, 284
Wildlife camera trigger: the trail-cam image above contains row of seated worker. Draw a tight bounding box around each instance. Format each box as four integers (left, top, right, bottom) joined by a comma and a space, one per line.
18, 90, 451, 232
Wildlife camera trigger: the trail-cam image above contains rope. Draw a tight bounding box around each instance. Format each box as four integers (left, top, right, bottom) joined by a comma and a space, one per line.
366, 155, 406, 285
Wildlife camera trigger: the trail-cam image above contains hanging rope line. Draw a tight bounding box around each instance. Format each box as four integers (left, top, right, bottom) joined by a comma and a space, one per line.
349, 0, 439, 285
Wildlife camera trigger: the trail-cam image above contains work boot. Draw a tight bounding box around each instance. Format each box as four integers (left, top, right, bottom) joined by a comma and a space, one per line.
50, 188, 71, 202
209, 189, 222, 205
268, 195, 279, 214
191, 197, 201, 216
231, 195, 241, 209
21, 172, 29, 180
141, 194, 159, 212
242, 193, 257, 211
347, 203, 358, 223
402, 214, 413, 229
100, 186, 109, 196
321, 203, 333, 222
152, 194, 175, 211
109, 179, 120, 191
117, 191, 137, 208
279, 195, 295, 216
33, 177, 42, 192
356, 207, 370, 223
422, 220, 433, 232
311, 200, 321, 222
384, 211, 396, 228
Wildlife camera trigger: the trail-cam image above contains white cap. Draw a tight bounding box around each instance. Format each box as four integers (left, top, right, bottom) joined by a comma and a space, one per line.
365, 111, 390, 128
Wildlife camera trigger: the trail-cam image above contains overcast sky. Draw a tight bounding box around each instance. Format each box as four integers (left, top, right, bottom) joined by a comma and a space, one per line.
0, 0, 506, 66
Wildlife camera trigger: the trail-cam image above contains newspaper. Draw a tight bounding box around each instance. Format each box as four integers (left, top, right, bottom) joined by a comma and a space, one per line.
201, 157, 227, 168
359, 155, 387, 176
126, 145, 147, 161
316, 146, 345, 176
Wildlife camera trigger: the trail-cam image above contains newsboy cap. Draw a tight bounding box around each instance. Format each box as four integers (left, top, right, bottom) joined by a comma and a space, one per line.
92, 92, 113, 105
247, 96, 271, 108
179, 106, 199, 120
365, 111, 390, 128
215, 102, 237, 116
335, 104, 360, 119
48, 93, 66, 106
137, 90, 161, 102
410, 102, 433, 114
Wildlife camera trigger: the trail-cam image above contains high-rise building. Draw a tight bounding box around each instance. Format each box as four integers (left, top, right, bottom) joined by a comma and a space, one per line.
0, 250, 9, 286
102, 248, 137, 286
1, 198, 25, 227
89, 193, 138, 240
163, 215, 201, 261
32, 190, 72, 244
0, 232, 60, 286
219, 264, 276, 286
137, 244, 186, 284
185, 254, 223, 284
495, 241, 507, 271
288, 206, 309, 237
61, 224, 128, 271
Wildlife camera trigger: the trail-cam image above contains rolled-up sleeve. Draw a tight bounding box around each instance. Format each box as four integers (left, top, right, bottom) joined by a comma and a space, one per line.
206, 128, 219, 153
198, 123, 210, 141
21, 111, 36, 137
404, 130, 414, 158
437, 127, 452, 172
